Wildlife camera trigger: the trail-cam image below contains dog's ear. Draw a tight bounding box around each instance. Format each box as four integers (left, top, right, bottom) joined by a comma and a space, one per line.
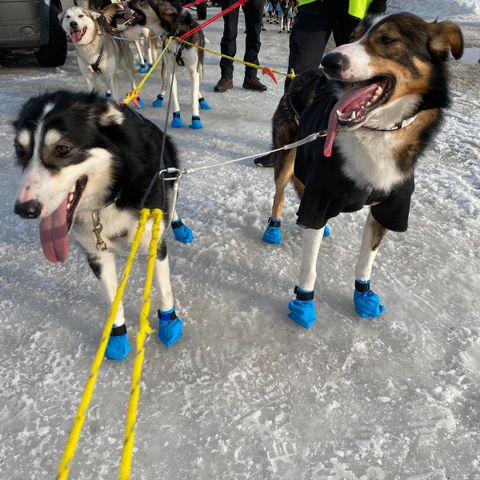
427, 20, 464, 60
58, 10, 65, 23
101, 3, 120, 24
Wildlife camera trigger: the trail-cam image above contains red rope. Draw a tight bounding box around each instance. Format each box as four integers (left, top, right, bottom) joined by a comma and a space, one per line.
182, 0, 207, 9
178, 0, 248, 40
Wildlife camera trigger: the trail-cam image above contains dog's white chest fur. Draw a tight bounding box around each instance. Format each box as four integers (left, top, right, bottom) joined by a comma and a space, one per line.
337, 130, 405, 192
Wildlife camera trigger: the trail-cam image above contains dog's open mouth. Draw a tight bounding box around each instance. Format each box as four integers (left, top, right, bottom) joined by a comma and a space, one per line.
126, 8, 146, 26
39, 176, 88, 264
323, 76, 395, 157
69, 27, 87, 44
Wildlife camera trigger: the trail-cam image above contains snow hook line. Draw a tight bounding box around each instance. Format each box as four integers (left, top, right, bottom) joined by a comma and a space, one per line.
56, 209, 163, 480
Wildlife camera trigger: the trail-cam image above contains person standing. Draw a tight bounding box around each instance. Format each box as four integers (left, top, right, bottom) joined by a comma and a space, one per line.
214, 0, 268, 92
254, 0, 386, 166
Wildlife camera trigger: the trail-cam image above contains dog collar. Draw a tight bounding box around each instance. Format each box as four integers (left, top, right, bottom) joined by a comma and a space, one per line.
362, 114, 417, 132
90, 44, 104, 74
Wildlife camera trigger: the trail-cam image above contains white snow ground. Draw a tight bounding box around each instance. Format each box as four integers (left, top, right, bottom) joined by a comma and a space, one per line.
0, 3, 479, 479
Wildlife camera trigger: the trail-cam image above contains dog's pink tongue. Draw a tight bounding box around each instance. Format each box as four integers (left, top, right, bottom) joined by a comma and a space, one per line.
323, 81, 382, 158
39, 198, 70, 263
70, 30, 83, 44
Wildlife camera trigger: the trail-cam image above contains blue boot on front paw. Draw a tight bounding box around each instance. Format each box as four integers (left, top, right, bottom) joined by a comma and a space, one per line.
288, 286, 316, 329
262, 218, 282, 244
324, 224, 331, 237
198, 97, 212, 110
105, 325, 130, 361
158, 307, 183, 347
152, 94, 164, 108
354, 280, 386, 318
138, 64, 148, 73
189, 116, 203, 129
171, 218, 194, 243
171, 111, 184, 128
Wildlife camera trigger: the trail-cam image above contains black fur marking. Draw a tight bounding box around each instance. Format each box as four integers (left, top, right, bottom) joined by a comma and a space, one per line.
87, 253, 102, 279
157, 239, 167, 261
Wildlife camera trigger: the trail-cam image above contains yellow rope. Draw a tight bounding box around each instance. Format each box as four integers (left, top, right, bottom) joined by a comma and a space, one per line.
55, 209, 151, 480
176, 37, 296, 79
123, 36, 174, 105
119, 209, 163, 480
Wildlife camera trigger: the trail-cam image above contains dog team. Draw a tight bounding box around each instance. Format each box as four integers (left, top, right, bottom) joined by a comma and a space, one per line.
13, 0, 464, 361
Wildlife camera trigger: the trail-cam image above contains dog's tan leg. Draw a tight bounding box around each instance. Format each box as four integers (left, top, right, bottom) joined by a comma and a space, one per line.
292, 173, 305, 199
355, 211, 387, 281
271, 148, 295, 219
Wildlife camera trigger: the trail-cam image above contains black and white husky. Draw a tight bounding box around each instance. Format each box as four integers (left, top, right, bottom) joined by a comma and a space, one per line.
60, 5, 139, 103
13, 91, 188, 360
127, 0, 212, 129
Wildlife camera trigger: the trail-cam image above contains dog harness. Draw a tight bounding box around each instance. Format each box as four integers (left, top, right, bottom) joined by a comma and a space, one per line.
90, 44, 104, 74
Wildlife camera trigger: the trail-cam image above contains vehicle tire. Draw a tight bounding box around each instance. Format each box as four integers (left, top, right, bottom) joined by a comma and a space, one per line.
197, 2, 207, 20
35, 5, 67, 67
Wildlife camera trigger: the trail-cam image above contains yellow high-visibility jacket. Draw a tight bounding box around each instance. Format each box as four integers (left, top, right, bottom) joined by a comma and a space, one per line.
297, 0, 374, 19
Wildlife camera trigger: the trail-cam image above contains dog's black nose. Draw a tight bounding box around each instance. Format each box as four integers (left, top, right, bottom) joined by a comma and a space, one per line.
70, 20, 78, 28
322, 53, 350, 76
14, 200, 42, 219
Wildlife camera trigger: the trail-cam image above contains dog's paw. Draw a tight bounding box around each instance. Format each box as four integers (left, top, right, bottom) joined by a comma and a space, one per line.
171, 112, 184, 128
288, 287, 316, 329
105, 330, 130, 361
198, 97, 212, 110
138, 64, 148, 73
158, 307, 183, 347
189, 116, 203, 129
171, 219, 194, 243
353, 280, 386, 318
323, 224, 331, 237
262, 218, 282, 244
134, 97, 145, 109
152, 94, 164, 108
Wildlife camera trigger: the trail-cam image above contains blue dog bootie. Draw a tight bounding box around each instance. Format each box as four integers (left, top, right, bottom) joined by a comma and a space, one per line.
323, 224, 331, 237
138, 64, 148, 73
152, 94, 164, 108
105, 325, 131, 361
198, 97, 212, 110
353, 280, 386, 318
171, 111, 184, 128
288, 286, 316, 329
262, 218, 282, 244
189, 115, 203, 129
134, 96, 145, 109
158, 307, 183, 347
171, 218, 194, 243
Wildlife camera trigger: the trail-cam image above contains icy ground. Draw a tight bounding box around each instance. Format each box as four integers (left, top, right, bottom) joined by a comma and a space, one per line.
1, 4, 480, 480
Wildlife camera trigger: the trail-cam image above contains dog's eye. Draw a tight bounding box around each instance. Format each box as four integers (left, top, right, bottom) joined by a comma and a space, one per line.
78, 14, 84, 18
55, 145, 72, 156
380, 35, 397, 45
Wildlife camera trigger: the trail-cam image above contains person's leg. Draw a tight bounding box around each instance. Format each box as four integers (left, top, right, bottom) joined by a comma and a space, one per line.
219, 0, 239, 80
332, 0, 360, 46
285, 0, 334, 91
243, 0, 263, 79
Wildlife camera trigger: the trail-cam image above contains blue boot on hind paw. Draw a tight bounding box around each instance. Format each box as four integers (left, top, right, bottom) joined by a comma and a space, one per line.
262, 218, 282, 244
189, 116, 203, 129
354, 280, 386, 318
198, 97, 212, 110
152, 94, 164, 108
158, 307, 183, 347
134, 97, 145, 109
171, 219, 194, 243
171, 112, 184, 128
105, 325, 130, 361
324, 224, 331, 237
288, 286, 316, 329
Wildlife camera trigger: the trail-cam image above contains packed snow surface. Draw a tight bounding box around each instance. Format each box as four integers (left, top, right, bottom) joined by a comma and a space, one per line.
0, 3, 479, 479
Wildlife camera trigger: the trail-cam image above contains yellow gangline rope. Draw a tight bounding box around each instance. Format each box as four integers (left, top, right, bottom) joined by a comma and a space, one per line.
176, 37, 296, 79
123, 36, 174, 105
119, 209, 163, 480
55, 209, 151, 480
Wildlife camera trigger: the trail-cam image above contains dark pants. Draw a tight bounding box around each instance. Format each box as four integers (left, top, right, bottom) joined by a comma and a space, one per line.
219, 0, 264, 79
285, 0, 359, 90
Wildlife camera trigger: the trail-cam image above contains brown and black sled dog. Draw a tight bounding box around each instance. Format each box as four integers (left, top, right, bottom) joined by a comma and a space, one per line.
260, 13, 463, 329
